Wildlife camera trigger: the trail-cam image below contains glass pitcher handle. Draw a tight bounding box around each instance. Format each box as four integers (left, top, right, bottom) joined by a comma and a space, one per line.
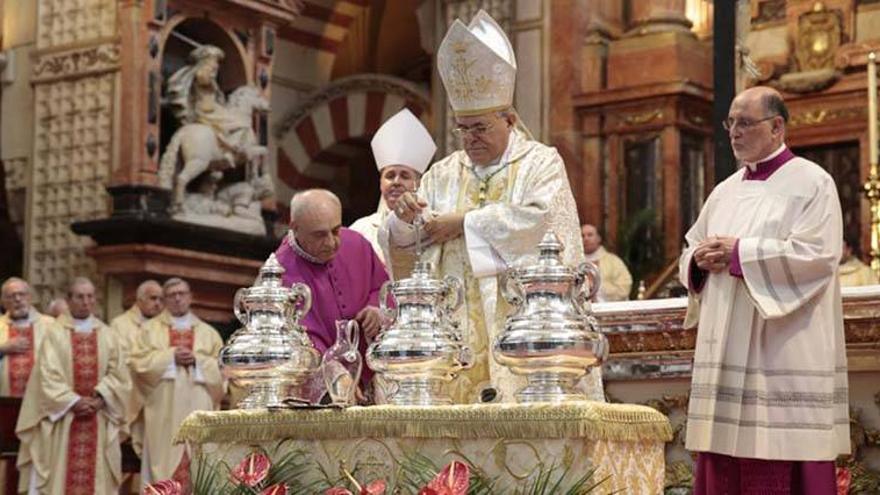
345, 320, 360, 354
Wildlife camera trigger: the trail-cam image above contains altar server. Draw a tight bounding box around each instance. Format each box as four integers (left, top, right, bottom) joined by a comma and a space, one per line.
680, 86, 848, 494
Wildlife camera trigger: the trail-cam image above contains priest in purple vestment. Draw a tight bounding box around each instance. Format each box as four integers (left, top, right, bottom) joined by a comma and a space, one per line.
274, 189, 388, 380
680, 86, 847, 495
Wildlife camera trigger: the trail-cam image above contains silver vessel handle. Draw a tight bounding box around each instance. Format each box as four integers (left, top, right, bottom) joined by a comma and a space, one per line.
379, 281, 397, 321
442, 275, 464, 314
576, 261, 602, 303
233, 288, 247, 324
500, 269, 523, 306
288, 282, 312, 321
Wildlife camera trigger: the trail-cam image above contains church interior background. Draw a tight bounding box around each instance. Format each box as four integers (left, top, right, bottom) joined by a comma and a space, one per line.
2, 0, 880, 492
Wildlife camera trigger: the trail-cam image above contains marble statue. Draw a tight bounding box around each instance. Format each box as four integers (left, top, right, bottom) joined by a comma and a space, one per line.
158, 45, 273, 236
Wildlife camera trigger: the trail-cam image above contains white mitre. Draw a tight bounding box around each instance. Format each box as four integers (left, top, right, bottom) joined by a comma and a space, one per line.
437, 10, 517, 116
371, 108, 437, 174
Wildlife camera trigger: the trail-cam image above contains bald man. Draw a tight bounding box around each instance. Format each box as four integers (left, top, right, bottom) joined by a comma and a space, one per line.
680, 86, 848, 494
275, 189, 388, 389
0, 278, 57, 397
110, 279, 163, 471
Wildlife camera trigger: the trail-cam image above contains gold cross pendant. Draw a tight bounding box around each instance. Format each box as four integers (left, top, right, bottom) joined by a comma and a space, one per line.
478, 182, 487, 205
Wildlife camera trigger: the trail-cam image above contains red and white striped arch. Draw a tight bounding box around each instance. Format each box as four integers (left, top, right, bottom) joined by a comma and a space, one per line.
273, 74, 432, 207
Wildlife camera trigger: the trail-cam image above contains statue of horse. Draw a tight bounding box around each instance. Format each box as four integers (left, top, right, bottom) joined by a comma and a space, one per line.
158, 85, 270, 210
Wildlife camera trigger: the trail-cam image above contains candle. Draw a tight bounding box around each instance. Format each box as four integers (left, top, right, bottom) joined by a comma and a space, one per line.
870, 52, 878, 167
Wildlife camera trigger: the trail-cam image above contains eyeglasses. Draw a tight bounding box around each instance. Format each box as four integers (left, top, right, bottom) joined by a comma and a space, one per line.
452, 122, 495, 137
722, 115, 779, 131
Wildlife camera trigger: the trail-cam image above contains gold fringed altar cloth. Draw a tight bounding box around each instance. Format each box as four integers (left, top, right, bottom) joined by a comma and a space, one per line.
176, 402, 672, 494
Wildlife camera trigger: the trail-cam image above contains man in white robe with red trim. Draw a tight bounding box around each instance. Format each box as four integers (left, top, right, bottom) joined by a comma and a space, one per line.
680, 86, 849, 494
15, 277, 131, 494
0, 278, 56, 398
130, 277, 224, 489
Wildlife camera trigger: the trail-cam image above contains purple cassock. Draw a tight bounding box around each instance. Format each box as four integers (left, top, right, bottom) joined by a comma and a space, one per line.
275, 228, 388, 380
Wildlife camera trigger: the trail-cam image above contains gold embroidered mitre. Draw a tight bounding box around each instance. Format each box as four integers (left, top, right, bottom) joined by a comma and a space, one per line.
437, 10, 516, 117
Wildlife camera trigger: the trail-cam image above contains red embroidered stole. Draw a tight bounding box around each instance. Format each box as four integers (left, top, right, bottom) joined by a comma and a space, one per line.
169, 327, 195, 350
169, 326, 195, 491
64, 329, 99, 495
7, 325, 35, 397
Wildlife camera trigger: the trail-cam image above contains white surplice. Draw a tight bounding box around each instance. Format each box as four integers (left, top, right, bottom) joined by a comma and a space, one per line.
679, 154, 850, 461
379, 129, 603, 403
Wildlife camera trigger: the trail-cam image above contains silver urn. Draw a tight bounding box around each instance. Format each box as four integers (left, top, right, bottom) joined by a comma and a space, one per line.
219, 253, 320, 409
492, 231, 608, 403
366, 259, 471, 405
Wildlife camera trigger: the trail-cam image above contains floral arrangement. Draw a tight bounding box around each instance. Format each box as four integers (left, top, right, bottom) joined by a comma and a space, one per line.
142, 447, 605, 495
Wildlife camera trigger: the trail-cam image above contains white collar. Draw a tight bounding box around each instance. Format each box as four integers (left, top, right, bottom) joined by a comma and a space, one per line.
72, 317, 95, 333
743, 143, 786, 171
171, 313, 193, 330
584, 246, 605, 262
471, 130, 514, 179
10, 308, 37, 328
287, 230, 326, 264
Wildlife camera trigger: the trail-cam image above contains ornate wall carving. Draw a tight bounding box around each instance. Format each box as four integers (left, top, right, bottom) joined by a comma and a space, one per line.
25, 0, 118, 306
36, 0, 117, 50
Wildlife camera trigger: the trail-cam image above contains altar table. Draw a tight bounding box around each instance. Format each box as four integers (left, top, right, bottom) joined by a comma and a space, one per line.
176, 402, 672, 494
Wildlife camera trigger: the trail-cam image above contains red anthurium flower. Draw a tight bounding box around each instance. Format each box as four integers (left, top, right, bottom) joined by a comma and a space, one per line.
230, 452, 271, 487
260, 484, 288, 495
324, 488, 353, 495
362, 480, 387, 495
418, 461, 470, 495
836, 466, 851, 495
142, 479, 182, 495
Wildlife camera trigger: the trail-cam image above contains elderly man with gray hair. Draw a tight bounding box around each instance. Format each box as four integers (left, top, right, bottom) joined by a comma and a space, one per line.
0, 277, 57, 397
274, 188, 389, 401
130, 277, 223, 488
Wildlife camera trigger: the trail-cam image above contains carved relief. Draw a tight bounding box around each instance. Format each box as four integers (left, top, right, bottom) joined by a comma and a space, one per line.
32, 43, 122, 83
775, 3, 842, 93
793, 3, 842, 72
27, 74, 115, 304
159, 45, 273, 236
753, 0, 787, 25
2, 157, 28, 235
787, 106, 864, 128
36, 0, 117, 50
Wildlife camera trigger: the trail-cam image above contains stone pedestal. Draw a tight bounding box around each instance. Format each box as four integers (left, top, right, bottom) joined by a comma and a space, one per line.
73, 196, 277, 325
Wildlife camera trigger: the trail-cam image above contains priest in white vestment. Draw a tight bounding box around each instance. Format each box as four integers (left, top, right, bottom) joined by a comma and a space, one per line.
581, 224, 632, 301
109, 278, 163, 486
0, 278, 56, 398
679, 86, 848, 494
381, 10, 602, 404
130, 278, 224, 488
350, 108, 436, 278
16, 277, 131, 494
